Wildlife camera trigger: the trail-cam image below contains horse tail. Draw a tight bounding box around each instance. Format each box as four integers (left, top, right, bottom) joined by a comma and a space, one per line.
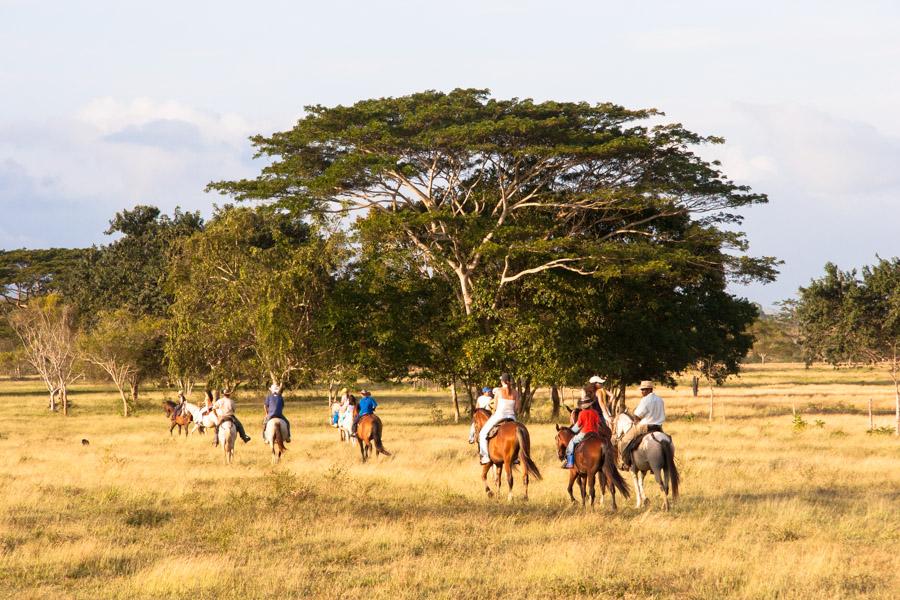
373, 417, 391, 456
274, 422, 287, 454
515, 424, 542, 481
602, 440, 630, 499
662, 438, 679, 498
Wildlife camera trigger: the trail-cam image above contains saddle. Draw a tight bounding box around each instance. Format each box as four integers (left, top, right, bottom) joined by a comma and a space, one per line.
485, 418, 515, 440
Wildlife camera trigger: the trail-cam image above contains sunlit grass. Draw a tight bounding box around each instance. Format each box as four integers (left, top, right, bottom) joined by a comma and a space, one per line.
0, 364, 898, 598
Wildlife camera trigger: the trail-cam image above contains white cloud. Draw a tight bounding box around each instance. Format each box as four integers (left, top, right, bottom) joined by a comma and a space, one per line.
0, 98, 270, 248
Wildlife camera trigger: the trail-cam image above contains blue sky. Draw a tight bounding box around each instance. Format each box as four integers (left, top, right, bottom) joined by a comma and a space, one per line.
2, 0, 899, 308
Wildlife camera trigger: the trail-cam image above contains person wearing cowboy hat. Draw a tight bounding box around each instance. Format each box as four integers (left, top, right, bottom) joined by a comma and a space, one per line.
563, 384, 604, 468
263, 383, 291, 443
351, 389, 378, 438
468, 387, 495, 444
619, 380, 665, 470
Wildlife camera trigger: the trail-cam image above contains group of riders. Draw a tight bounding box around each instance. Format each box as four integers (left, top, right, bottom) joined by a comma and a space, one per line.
168, 373, 665, 472
329, 388, 379, 438
470, 373, 666, 471
168, 383, 292, 446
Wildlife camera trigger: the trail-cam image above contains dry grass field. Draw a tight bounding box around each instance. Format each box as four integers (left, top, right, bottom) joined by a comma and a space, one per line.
0, 364, 898, 599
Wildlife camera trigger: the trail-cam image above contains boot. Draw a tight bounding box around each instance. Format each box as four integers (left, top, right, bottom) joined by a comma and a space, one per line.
562, 454, 574, 469
241, 435, 251, 443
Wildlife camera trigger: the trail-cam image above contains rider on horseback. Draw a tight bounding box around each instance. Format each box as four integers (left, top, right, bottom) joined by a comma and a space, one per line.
263, 384, 291, 442
563, 387, 603, 469
213, 389, 251, 446
619, 380, 665, 470
172, 392, 188, 421
351, 390, 377, 438
468, 387, 494, 444
478, 374, 518, 465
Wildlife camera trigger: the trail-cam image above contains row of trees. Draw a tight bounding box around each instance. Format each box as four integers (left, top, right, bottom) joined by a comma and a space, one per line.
796, 259, 900, 434
1, 89, 777, 418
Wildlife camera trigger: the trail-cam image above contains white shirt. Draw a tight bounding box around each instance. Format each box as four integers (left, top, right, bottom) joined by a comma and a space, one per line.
634, 392, 665, 426
493, 388, 517, 419
476, 394, 494, 410
214, 397, 235, 418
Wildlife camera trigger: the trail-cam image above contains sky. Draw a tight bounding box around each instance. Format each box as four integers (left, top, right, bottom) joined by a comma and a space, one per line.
2, 0, 899, 309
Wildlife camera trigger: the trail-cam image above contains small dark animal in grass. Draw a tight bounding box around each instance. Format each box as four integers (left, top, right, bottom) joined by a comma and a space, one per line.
81, 439, 89, 446
555, 425, 629, 510
163, 399, 192, 437
355, 413, 391, 462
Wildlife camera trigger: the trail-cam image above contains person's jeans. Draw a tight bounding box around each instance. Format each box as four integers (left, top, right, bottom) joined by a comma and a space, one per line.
233, 416, 249, 440
566, 432, 586, 465
331, 412, 339, 426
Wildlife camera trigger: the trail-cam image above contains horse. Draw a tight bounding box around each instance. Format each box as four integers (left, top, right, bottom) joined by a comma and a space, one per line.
611, 412, 679, 510
478, 421, 542, 501
338, 402, 357, 443
163, 400, 192, 437
264, 417, 288, 464
188, 404, 218, 435
355, 413, 391, 462
470, 408, 491, 448
218, 419, 237, 465
555, 425, 629, 510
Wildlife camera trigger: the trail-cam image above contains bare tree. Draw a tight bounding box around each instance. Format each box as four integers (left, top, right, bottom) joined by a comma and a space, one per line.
8, 295, 81, 414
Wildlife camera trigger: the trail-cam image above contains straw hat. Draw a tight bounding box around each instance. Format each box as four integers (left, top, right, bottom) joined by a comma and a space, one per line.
639, 380, 654, 390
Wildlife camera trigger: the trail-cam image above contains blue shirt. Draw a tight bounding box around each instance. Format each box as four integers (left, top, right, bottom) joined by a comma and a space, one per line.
358, 396, 377, 416
265, 392, 285, 419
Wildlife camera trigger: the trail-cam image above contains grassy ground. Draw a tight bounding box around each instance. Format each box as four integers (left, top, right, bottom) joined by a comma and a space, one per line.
0, 364, 898, 599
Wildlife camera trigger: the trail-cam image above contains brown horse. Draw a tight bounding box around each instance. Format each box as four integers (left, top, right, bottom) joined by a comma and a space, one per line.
555, 425, 629, 510
356, 413, 391, 462
163, 400, 192, 437
471, 408, 491, 447
479, 421, 542, 501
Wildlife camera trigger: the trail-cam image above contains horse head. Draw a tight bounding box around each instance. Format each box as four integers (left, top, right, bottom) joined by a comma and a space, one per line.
554, 424, 573, 460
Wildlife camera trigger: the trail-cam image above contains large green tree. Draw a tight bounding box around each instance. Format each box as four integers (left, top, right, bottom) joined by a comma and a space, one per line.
210, 89, 776, 318
166, 206, 345, 391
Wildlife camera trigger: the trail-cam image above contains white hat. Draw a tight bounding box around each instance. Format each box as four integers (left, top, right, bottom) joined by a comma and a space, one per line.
270, 384, 282, 394
639, 380, 654, 390
589, 375, 606, 384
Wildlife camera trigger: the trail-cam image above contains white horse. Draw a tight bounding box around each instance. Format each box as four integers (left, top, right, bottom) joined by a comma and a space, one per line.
218, 420, 236, 464
338, 408, 354, 442
184, 403, 217, 435
264, 417, 289, 464
612, 413, 680, 510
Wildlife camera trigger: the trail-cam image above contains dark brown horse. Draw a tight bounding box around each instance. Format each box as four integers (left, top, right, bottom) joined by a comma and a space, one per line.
356, 413, 391, 462
555, 425, 629, 510
479, 421, 542, 501
163, 400, 192, 437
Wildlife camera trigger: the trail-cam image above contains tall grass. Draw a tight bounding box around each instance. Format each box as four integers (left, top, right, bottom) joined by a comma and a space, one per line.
0, 364, 897, 599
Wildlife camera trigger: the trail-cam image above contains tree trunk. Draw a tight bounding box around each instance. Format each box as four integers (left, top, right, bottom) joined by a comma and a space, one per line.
451, 379, 461, 423
463, 381, 476, 416
708, 381, 714, 421
894, 378, 899, 437
61, 386, 68, 416
129, 380, 139, 411
614, 381, 626, 414
48, 388, 57, 412
691, 376, 699, 397
760, 354, 767, 365
550, 384, 561, 419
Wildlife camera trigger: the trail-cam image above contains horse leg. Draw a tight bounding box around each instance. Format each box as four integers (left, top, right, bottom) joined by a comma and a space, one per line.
638, 470, 647, 509
505, 459, 514, 502
169, 422, 175, 436
358, 437, 366, 462
653, 464, 669, 511
482, 463, 493, 497
567, 469, 578, 503
588, 470, 596, 510
495, 463, 503, 497
632, 471, 642, 509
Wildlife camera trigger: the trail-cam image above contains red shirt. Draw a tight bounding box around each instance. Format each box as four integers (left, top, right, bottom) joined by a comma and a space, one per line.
576, 408, 601, 434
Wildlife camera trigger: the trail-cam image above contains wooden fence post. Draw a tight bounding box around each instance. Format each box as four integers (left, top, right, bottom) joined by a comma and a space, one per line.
868, 398, 873, 432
